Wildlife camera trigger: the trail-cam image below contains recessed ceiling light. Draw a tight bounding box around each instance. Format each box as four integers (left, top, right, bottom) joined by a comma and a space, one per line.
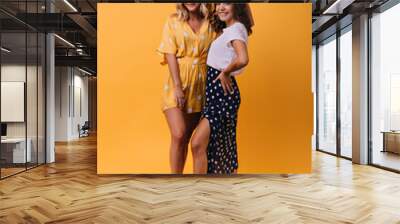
63, 0, 78, 12
1, 47, 11, 53
78, 67, 93, 76
322, 0, 354, 15
54, 34, 75, 48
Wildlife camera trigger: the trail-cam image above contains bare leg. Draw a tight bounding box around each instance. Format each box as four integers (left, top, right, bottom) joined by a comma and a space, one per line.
165, 108, 200, 174
191, 118, 211, 174
165, 108, 187, 174
184, 112, 201, 167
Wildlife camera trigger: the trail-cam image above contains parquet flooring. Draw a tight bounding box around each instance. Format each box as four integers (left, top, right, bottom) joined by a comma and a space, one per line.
1, 167, 26, 178
0, 134, 400, 223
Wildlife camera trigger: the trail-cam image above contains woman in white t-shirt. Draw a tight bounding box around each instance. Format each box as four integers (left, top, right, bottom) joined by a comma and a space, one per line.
190, 3, 254, 174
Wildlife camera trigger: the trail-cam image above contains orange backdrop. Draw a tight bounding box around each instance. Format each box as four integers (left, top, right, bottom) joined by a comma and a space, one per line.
97, 3, 312, 174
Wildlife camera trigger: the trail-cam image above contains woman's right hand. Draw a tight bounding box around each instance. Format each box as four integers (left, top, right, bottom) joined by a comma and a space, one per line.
174, 87, 186, 109
165, 54, 185, 109
213, 71, 233, 96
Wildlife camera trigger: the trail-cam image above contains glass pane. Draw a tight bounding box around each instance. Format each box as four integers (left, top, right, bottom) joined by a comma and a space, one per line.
26, 0, 38, 169
0, 1, 46, 178
312, 45, 317, 151
371, 4, 400, 171
318, 36, 337, 154
1, 31, 27, 177
38, 32, 45, 165
27, 31, 38, 169
340, 29, 352, 158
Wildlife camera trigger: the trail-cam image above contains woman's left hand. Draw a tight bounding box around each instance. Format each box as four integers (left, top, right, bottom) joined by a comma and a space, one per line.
213, 71, 233, 95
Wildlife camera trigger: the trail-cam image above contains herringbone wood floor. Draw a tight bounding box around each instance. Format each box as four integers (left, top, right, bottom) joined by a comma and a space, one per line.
1, 134, 400, 224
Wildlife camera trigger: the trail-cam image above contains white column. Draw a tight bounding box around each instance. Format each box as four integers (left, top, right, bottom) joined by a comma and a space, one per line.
352, 14, 369, 164
45, 0, 56, 163
46, 32, 55, 163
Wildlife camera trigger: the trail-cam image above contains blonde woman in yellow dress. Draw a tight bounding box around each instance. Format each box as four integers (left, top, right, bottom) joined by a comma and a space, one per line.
157, 3, 215, 174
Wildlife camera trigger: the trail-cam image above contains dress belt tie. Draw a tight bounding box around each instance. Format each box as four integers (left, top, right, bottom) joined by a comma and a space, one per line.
177, 56, 207, 65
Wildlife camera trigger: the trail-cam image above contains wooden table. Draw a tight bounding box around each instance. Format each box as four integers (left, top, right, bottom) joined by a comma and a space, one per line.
381, 131, 400, 154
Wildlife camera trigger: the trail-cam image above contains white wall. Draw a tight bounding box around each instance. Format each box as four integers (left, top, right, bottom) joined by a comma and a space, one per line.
1, 63, 46, 164
1, 65, 39, 138
55, 67, 70, 141
55, 67, 89, 141
1, 65, 26, 137
1, 82, 25, 122
72, 73, 89, 138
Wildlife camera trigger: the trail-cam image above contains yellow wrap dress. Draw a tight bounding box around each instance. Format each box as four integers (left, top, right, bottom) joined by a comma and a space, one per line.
157, 15, 216, 113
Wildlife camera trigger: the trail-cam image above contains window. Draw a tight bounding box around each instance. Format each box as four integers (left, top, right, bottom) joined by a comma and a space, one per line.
370, 2, 400, 171
317, 35, 337, 154
339, 28, 352, 158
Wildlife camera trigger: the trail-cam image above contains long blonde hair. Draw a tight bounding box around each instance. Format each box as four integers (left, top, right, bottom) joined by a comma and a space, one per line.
176, 3, 213, 21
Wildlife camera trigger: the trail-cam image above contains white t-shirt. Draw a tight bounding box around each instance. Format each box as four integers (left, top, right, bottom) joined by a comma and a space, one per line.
206, 22, 248, 76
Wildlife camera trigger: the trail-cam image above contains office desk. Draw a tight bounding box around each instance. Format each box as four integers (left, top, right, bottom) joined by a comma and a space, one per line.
382, 131, 400, 154
1, 138, 31, 163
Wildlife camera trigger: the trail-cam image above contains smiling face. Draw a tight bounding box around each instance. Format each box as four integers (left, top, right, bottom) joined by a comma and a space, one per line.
183, 3, 201, 13
216, 3, 235, 23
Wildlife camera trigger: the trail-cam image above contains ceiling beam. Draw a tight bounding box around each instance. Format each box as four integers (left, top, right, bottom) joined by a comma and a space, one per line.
67, 13, 97, 39
55, 55, 96, 71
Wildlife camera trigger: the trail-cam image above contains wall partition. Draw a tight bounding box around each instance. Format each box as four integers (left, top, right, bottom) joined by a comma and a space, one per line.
0, 1, 46, 179
1, 30, 28, 178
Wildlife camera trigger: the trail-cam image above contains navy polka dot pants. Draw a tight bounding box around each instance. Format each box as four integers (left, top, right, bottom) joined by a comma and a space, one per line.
202, 66, 241, 174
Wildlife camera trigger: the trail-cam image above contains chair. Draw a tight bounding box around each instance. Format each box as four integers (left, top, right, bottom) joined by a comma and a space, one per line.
79, 121, 90, 138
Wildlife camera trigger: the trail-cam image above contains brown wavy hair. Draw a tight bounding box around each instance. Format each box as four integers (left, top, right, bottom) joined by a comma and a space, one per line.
211, 3, 253, 35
